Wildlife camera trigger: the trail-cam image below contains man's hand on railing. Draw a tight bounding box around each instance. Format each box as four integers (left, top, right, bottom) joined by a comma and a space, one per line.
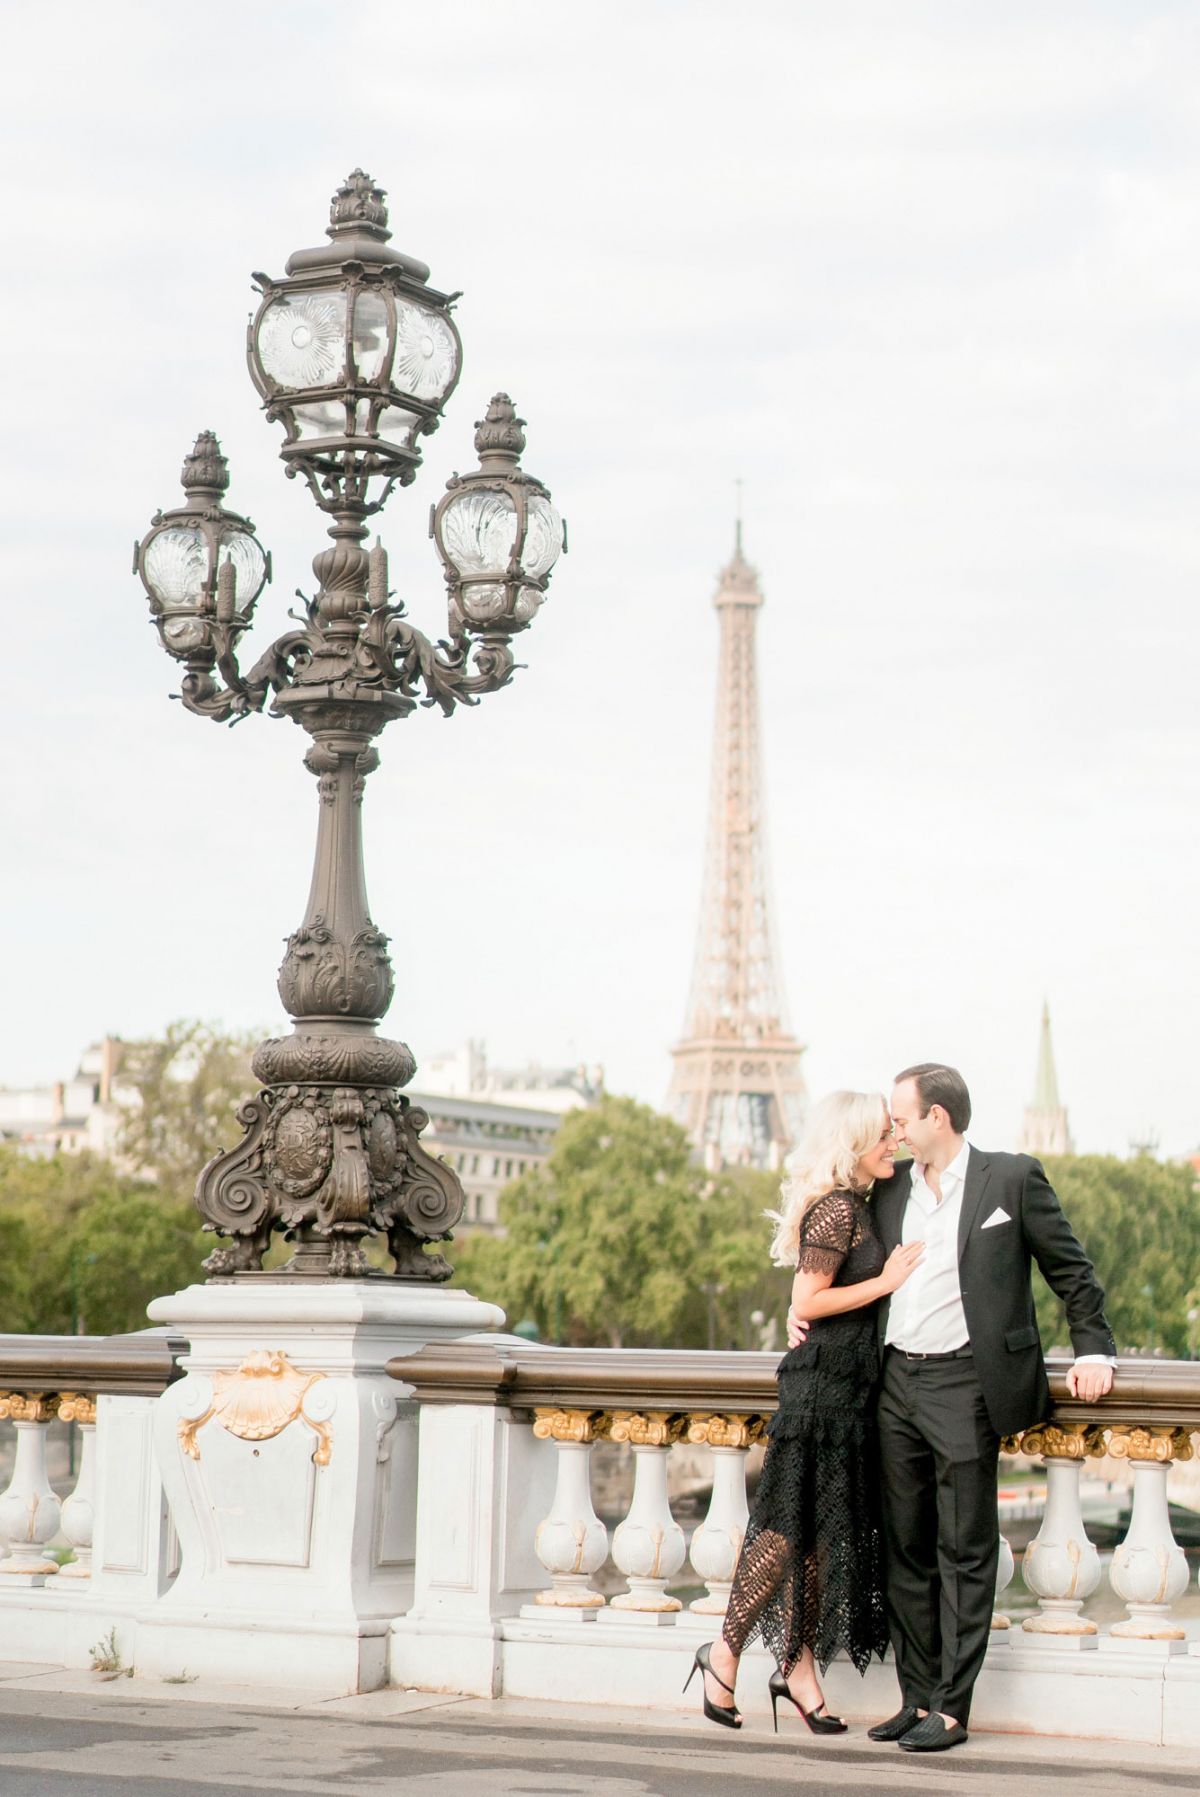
1066, 1360, 1114, 1402
786, 1308, 810, 1350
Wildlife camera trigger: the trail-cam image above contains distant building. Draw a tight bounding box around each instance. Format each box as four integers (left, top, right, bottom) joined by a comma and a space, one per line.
412, 1041, 602, 1231
411, 1091, 564, 1230
0, 1037, 128, 1160
1017, 1002, 1074, 1157
416, 1039, 603, 1115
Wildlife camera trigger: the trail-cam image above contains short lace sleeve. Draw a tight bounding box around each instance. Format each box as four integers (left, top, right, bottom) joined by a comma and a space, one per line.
796, 1190, 857, 1277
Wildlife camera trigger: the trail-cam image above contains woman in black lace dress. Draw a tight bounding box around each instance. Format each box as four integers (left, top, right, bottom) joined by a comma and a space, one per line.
686, 1091, 924, 1732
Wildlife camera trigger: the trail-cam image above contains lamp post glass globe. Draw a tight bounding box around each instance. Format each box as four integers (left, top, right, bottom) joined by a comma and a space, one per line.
135, 430, 269, 663
433, 393, 565, 637
246, 169, 463, 515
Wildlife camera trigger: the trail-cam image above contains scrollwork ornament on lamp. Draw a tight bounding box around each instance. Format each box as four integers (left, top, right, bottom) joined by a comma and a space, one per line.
135, 172, 567, 1282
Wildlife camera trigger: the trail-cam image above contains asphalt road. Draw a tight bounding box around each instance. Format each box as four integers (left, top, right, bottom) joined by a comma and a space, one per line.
0, 1683, 1196, 1797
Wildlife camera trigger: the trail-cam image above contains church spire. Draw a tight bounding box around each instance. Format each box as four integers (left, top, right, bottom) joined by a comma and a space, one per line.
1018, 1000, 1073, 1157
1032, 1000, 1061, 1111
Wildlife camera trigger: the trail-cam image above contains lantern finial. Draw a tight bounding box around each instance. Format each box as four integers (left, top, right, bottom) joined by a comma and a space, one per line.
284, 169, 427, 280
328, 169, 390, 241
181, 431, 230, 501
474, 394, 526, 466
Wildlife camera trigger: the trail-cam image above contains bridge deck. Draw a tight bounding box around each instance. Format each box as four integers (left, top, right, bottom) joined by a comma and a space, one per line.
0, 1666, 1192, 1796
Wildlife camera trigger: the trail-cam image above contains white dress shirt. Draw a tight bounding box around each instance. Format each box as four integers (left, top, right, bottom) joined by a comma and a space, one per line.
885, 1141, 972, 1353
884, 1141, 1115, 1368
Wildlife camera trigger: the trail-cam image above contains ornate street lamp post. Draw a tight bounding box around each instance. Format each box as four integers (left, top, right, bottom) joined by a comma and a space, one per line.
135, 171, 564, 1282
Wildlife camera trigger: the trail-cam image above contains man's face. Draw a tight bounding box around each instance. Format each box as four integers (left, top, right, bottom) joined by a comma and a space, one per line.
890, 1077, 939, 1164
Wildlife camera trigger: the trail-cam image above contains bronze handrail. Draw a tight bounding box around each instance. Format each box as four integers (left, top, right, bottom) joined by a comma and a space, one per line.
387, 1340, 1200, 1431
0, 1328, 187, 1398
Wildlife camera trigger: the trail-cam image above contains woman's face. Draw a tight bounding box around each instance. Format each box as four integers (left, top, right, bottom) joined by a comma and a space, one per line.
855, 1113, 896, 1185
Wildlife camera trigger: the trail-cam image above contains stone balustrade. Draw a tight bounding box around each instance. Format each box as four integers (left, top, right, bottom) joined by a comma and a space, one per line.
385, 1341, 1200, 1741
0, 1324, 1197, 1744
0, 1329, 183, 1666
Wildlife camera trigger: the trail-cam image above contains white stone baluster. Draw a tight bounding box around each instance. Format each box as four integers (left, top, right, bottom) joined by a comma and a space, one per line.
1018, 1424, 1103, 1642
529, 1409, 608, 1617
57, 1394, 97, 1580
1103, 1428, 1191, 1649
992, 1533, 1015, 1629
604, 1411, 686, 1621
683, 1414, 755, 1616
0, 1393, 63, 1586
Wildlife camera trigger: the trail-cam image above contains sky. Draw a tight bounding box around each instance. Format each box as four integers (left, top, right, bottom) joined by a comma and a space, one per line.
0, 1, 1196, 1158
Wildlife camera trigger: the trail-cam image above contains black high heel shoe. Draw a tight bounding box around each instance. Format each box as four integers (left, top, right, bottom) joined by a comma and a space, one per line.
683, 1642, 742, 1730
768, 1668, 848, 1735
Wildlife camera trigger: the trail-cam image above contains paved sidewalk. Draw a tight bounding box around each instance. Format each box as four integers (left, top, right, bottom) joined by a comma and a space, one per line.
0, 1667, 1194, 1795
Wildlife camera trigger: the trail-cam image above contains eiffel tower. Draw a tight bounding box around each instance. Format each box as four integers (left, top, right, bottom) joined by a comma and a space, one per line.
667, 523, 806, 1169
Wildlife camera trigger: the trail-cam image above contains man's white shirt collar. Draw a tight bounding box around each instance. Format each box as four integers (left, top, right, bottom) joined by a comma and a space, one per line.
911, 1139, 971, 1204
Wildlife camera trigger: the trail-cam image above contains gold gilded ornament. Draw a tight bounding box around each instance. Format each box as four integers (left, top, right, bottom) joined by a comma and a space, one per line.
608, 1410, 686, 1448
1106, 1426, 1193, 1464
0, 1392, 60, 1424
685, 1412, 764, 1449
532, 1408, 607, 1444
1018, 1422, 1106, 1460
57, 1393, 97, 1425
178, 1350, 332, 1465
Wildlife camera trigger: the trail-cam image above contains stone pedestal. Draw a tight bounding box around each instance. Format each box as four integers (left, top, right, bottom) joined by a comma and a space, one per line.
137, 1280, 501, 1695
88, 1392, 176, 1610
390, 1400, 557, 1696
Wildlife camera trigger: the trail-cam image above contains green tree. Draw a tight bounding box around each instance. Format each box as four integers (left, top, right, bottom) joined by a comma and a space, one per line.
0, 1145, 208, 1335
686, 1169, 792, 1350
453, 1097, 700, 1347
1034, 1154, 1200, 1357
0, 1143, 134, 1217
0, 1205, 34, 1334
55, 1192, 209, 1336
118, 1019, 258, 1199
452, 1098, 791, 1349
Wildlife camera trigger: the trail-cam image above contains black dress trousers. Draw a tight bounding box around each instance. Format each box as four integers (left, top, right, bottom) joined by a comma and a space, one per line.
875, 1348, 1001, 1725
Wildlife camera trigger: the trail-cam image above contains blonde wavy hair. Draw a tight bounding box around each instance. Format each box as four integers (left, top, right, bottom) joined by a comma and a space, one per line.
766, 1089, 890, 1267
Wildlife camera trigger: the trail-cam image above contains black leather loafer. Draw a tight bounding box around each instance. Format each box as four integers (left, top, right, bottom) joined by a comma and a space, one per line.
867, 1705, 922, 1742
898, 1715, 968, 1752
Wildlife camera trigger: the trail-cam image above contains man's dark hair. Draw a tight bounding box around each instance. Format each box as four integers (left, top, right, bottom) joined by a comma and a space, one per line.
894, 1062, 972, 1133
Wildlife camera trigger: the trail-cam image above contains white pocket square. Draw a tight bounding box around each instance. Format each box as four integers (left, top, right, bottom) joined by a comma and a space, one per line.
981, 1208, 1012, 1230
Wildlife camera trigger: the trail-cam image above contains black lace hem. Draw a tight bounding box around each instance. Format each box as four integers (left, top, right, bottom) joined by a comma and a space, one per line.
796, 1244, 845, 1276
721, 1512, 888, 1676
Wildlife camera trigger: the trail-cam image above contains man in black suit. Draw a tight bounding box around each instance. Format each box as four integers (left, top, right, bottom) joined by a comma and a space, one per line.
789, 1062, 1115, 1754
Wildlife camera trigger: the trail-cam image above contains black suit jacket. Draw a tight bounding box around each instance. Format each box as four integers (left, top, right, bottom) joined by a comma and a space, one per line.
872, 1148, 1115, 1436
